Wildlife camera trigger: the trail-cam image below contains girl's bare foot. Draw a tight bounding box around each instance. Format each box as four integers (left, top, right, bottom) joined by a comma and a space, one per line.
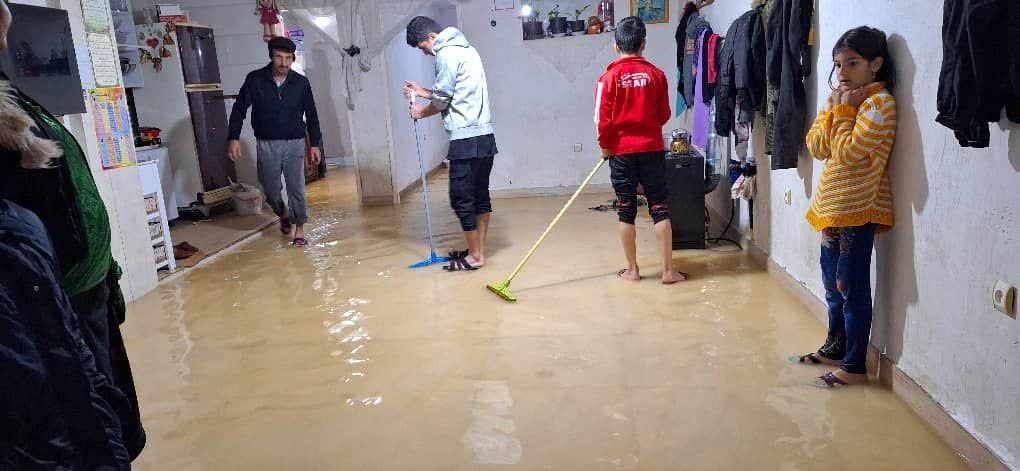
617, 268, 640, 281
814, 369, 868, 388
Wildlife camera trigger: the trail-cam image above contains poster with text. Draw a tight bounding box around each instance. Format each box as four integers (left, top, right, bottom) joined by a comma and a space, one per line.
89, 87, 136, 170
81, 0, 112, 33
86, 32, 120, 87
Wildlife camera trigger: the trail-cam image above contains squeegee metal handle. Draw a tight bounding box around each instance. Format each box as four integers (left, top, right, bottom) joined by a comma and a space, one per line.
503, 158, 607, 284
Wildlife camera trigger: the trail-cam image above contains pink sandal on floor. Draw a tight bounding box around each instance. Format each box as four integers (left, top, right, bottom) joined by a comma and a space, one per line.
292, 237, 307, 247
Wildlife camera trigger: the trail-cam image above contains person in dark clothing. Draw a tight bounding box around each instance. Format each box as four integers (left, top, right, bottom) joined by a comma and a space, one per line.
0, 0, 145, 463
228, 36, 322, 246
936, 0, 1019, 148
765, 0, 813, 169
1, 200, 132, 470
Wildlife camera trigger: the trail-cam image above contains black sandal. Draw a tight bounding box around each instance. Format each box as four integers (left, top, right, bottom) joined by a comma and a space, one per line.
815, 372, 850, 388
791, 333, 846, 365
443, 258, 479, 272
794, 352, 837, 365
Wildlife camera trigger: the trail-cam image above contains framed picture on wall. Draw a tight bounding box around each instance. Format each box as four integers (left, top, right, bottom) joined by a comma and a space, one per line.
631, 0, 668, 24
494, 0, 515, 11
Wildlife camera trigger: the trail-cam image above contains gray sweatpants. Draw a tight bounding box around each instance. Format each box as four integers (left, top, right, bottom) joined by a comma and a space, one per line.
256, 139, 307, 225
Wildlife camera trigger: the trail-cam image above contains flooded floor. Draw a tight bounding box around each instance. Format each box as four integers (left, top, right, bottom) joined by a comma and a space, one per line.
123, 169, 965, 470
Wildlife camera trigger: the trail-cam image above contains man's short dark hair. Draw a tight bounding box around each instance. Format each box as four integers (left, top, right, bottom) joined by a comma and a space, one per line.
268, 37, 297, 58
615, 17, 646, 54
406, 16, 441, 47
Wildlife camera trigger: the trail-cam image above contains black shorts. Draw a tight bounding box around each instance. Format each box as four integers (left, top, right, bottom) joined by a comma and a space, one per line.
609, 151, 670, 224
449, 156, 494, 232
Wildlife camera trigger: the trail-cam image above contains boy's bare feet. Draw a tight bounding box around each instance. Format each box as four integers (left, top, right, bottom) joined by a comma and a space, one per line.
661, 268, 688, 284
464, 254, 484, 269
617, 268, 641, 281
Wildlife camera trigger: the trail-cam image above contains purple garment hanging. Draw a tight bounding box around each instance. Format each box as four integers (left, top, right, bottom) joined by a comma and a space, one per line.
692, 29, 711, 148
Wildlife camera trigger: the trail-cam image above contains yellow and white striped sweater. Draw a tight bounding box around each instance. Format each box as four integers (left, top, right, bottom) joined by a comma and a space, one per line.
805, 82, 896, 232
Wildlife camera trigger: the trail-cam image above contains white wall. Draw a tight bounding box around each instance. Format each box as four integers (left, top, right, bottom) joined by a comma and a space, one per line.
384, 2, 454, 195
698, 1, 1019, 467
11, 0, 158, 302
284, 8, 355, 162
457, 1, 683, 192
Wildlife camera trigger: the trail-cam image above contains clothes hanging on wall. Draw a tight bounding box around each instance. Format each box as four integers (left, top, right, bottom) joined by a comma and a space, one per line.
683, 11, 711, 110
759, 0, 777, 155
676, 2, 699, 87
692, 28, 713, 148
702, 33, 721, 104
765, 0, 813, 170
715, 7, 766, 137
936, 0, 1020, 148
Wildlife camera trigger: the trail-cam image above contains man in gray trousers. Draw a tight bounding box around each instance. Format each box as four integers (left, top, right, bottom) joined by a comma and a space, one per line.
228, 37, 322, 246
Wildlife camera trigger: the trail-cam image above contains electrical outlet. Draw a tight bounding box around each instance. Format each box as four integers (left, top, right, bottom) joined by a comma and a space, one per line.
784, 190, 792, 206
573, 143, 583, 153
992, 281, 1016, 318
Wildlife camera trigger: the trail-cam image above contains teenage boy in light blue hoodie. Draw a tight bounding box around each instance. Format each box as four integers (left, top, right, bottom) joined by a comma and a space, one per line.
404, 16, 497, 272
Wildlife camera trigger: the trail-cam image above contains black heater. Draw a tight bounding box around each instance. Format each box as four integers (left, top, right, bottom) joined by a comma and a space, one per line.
664, 151, 706, 250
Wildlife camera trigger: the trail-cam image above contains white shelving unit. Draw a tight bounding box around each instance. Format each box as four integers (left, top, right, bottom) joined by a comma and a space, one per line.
139, 160, 176, 273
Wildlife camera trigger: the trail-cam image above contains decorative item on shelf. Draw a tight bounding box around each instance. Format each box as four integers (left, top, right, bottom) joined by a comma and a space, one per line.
598, 0, 614, 31
669, 128, 692, 156
163, 32, 175, 45
547, 4, 568, 37
159, 45, 171, 58
137, 127, 162, 147
587, 15, 604, 34
571, 5, 590, 33
521, 2, 545, 40
139, 48, 153, 64
632, 0, 668, 24
256, 0, 281, 42
157, 3, 188, 23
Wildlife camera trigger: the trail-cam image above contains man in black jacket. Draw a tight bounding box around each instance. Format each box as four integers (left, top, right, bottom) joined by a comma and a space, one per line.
228, 37, 322, 246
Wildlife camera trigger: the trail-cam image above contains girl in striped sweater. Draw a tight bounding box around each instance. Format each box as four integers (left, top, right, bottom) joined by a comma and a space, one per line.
797, 27, 897, 388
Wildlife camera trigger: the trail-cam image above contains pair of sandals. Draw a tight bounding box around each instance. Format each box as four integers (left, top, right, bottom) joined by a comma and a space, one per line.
795, 352, 850, 387
794, 334, 856, 388
280, 217, 307, 247
444, 249, 479, 272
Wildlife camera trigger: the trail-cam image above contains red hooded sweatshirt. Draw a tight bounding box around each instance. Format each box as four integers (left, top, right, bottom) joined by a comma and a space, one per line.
594, 55, 672, 156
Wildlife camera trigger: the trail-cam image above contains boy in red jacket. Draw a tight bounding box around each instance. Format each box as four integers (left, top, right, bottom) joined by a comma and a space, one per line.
596, 16, 687, 284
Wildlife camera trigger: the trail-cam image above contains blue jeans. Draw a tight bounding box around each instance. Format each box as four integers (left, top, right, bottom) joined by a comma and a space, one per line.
820, 224, 876, 375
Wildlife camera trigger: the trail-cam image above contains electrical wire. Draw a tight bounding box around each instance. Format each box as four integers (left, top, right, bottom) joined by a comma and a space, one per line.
707, 200, 743, 250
